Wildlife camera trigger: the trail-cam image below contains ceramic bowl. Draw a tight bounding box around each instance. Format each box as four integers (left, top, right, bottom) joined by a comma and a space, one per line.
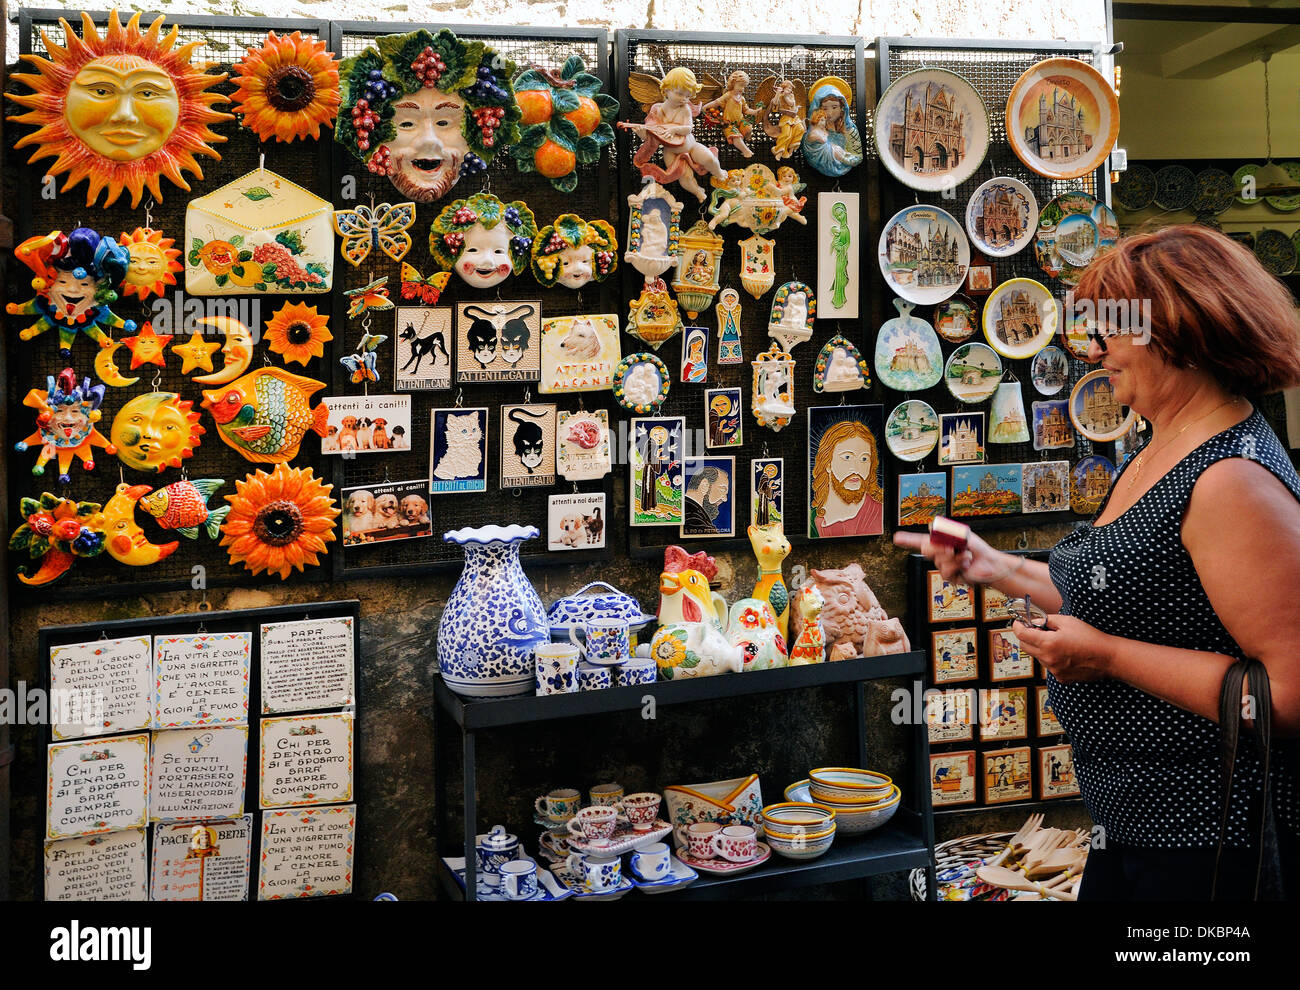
786, 783, 901, 836
807, 767, 894, 804
760, 802, 836, 831
762, 820, 836, 861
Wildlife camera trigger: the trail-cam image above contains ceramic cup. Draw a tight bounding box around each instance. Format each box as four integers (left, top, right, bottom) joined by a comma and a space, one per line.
565, 852, 621, 891
712, 824, 758, 863
589, 783, 624, 806
534, 788, 582, 823
535, 643, 581, 696
680, 821, 722, 859
617, 791, 662, 832
630, 841, 672, 880
615, 657, 657, 687
578, 664, 612, 691
571, 617, 631, 664
565, 804, 619, 843
499, 859, 538, 900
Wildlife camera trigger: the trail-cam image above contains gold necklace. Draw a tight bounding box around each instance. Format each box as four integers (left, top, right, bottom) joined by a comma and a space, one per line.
1123, 397, 1244, 493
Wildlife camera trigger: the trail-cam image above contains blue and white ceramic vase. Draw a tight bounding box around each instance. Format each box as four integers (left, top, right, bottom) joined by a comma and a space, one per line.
438, 525, 549, 697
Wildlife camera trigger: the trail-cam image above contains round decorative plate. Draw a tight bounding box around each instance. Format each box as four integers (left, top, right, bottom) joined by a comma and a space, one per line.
1031, 345, 1068, 396
966, 176, 1038, 258
878, 205, 970, 306
943, 342, 1003, 405
1005, 57, 1119, 180
982, 277, 1057, 359
1035, 191, 1117, 286
1060, 303, 1091, 359
874, 298, 943, 391
1070, 454, 1117, 515
885, 400, 939, 462
1254, 228, 1297, 276
1112, 162, 1156, 211
1193, 167, 1235, 215
611, 352, 670, 414
1154, 164, 1196, 211
1264, 162, 1300, 212
933, 294, 979, 343
1069, 368, 1135, 443
1233, 163, 1259, 206
1195, 215, 1223, 232
874, 68, 990, 192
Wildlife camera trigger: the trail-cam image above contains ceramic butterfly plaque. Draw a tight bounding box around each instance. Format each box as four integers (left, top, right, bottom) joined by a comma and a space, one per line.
874, 68, 989, 192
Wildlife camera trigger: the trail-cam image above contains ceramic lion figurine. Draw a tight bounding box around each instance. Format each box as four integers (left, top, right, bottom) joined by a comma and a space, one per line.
790, 562, 911, 659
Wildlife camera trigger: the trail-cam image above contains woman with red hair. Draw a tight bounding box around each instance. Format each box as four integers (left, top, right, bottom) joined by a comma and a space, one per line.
898, 225, 1300, 900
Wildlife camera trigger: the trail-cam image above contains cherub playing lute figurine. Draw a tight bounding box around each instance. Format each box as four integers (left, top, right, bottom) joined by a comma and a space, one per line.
620, 67, 727, 202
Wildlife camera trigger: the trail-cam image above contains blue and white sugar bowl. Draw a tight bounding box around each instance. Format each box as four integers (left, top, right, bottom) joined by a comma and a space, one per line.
546, 581, 656, 642
476, 824, 521, 885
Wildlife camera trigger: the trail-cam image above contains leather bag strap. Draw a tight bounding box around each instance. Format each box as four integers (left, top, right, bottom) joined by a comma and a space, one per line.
1213, 658, 1274, 900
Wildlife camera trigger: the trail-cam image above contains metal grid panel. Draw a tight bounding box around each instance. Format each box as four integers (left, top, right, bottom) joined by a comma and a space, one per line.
330, 23, 614, 577
617, 30, 872, 558
7, 10, 332, 601
878, 39, 1113, 530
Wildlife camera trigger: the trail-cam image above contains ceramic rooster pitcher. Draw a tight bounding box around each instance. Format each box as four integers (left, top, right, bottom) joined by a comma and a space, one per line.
651, 568, 744, 679
437, 525, 549, 697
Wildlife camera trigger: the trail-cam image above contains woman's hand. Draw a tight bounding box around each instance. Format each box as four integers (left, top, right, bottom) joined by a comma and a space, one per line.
1013, 615, 1116, 683
893, 529, 1011, 586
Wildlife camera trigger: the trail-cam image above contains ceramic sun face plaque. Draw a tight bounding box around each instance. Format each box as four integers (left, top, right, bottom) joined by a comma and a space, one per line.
898, 472, 947, 527
1032, 399, 1075, 451
430, 194, 537, 290
767, 282, 816, 351
394, 307, 452, 391
752, 345, 797, 433
455, 301, 542, 384
185, 166, 333, 294
706, 388, 742, 449
982, 278, 1056, 360
988, 382, 1031, 445
1006, 57, 1119, 181
944, 342, 1002, 405
966, 176, 1038, 258
556, 408, 611, 481
802, 76, 863, 178
1070, 454, 1117, 515
875, 298, 943, 392
501, 404, 557, 489
112, 392, 204, 473
1022, 459, 1071, 513
885, 400, 939, 463
119, 227, 183, 301
933, 294, 978, 344
951, 464, 1023, 518
817, 192, 860, 320
1031, 345, 1068, 395
807, 404, 885, 539
751, 458, 784, 528
680, 326, 709, 383
1035, 191, 1118, 286
429, 407, 488, 495
630, 417, 685, 526
814, 336, 870, 394
671, 220, 724, 319
874, 67, 989, 192
939, 412, 985, 467
1070, 368, 1135, 442
539, 314, 621, 394
5, 11, 233, 208
625, 181, 684, 281
336, 28, 521, 203
612, 353, 671, 414
878, 205, 969, 306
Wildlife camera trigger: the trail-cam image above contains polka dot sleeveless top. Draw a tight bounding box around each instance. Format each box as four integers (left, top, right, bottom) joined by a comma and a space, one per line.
1048, 409, 1300, 848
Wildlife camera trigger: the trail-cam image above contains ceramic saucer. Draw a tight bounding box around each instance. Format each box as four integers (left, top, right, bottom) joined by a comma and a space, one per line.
564, 819, 672, 857
549, 865, 636, 901
629, 856, 700, 894
676, 841, 772, 875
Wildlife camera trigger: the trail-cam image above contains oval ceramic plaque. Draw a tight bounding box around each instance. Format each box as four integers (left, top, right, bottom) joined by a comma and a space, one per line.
874, 298, 943, 392
1005, 57, 1118, 181
612, 352, 670, 414
1070, 454, 1117, 515
1069, 368, 1134, 442
1031, 345, 1068, 395
1035, 191, 1117, 286
874, 68, 989, 192
943, 342, 1002, 405
885, 399, 939, 462
966, 176, 1038, 258
982, 277, 1057, 360
878, 205, 970, 306
934, 294, 979, 343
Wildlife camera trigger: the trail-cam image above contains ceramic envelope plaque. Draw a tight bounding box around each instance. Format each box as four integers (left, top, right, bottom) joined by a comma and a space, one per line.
874, 67, 989, 192
556, 408, 611, 481
966, 176, 1037, 258
501, 403, 557, 488
878, 205, 969, 306
982, 278, 1056, 360
1006, 57, 1119, 181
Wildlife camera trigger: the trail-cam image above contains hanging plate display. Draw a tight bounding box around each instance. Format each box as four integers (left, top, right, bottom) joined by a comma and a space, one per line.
1253, 228, 1297, 276
1060, 304, 1091, 360
1265, 163, 1300, 212
612, 353, 671, 414
885, 400, 939, 463
1070, 454, 1117, 515
878, 205, 969, 306
1233, 164, 1260, 206
1035, 191, 1117, 286
1069, 368, 1135, 443
1112, 163, 1156, 212
966, 176, 1037, 259
1193, 168, 1235, 216
874, 68, 989, 192
1031, 345, 1068, 395
934, 295, 979, 344
1154, 164, 1196, 211
982, 278, 1056, 360
944, 342, 1002, 405
874, 298, 943, 392
813, 335, 870, 394
1005, 57, 1118, 181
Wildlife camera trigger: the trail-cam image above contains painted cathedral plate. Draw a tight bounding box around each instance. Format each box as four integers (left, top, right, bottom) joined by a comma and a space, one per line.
885, 399, 939, 462
874, 298, 943, 392
982, 278, 1057, 360
966, 176, 1038, 259
1070, 454, 1117, 515
874, 68, 989, 193
1006, 58, 1118, 181
944, 342, 1002, 405
1031, 345, 1069, 396
878, 205, 970, 306
1035, 192, 1117, 286
1069, 368, 1135, 443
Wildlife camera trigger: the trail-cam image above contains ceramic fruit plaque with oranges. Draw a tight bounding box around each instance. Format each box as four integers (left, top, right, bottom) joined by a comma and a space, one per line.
510, 56, 618, 193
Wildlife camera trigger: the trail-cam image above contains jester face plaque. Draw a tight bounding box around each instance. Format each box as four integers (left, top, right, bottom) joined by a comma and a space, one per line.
455, 301, 541, 383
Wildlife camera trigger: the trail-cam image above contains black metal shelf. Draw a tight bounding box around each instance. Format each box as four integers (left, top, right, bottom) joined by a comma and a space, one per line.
433, 651, 927, 729
933, 796, 1084, 818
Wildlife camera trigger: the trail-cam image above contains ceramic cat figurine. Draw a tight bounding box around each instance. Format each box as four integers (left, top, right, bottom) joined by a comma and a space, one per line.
788, 585, 826, 665
434, 412, 483, 481
747, 522, 791, 639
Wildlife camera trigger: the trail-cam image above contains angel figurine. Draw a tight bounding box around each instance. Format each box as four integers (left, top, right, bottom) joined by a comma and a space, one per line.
701, 70, 761, 158
620, 67, 727, 202
756, 76, 807, 161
